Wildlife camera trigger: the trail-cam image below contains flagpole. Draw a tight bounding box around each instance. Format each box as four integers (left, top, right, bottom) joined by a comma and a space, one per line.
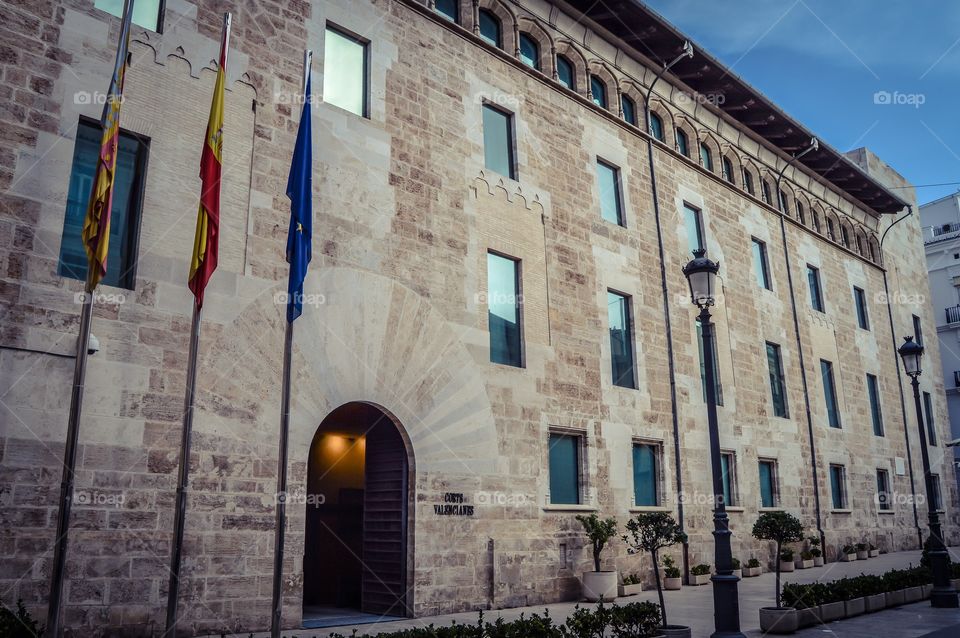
270, 48, 312, 638
163, 14, 231, 637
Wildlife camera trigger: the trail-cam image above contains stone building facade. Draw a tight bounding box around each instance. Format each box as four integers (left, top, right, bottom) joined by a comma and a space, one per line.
0, 0, 956, 635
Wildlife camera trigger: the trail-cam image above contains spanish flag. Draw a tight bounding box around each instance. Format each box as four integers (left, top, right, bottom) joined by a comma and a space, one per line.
189, 16, 230, 308
81, 0, 134, 292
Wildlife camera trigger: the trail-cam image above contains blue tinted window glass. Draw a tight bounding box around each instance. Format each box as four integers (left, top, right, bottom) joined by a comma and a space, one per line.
435, 0, 458, 21
766, 342, 788, 418
720, 454, 735, 506
95, 0, 162, 31
482, 104, 514, 179
807, 266, 824, 311
488, 253, 521, 366
759, 461, 775, 508
699, 143, 712, 171
608, 291, 635, 388
867, 374, 883, 436
753, 239, 770, 289
649, 113, 664, 141
854, 287, 869, 329
821, 360, 841, 427
591, 76, 607, 107
519, 33, 539, 69
830, 466, 845, 508
621, 95, 636, 125
478, 9, 500, 47
597, 161, 623, 226
633, 444, 658, 506
549, 433, 579, 504
556, 55, 575, 90
676, 129, 689, 156
684, 203, 703, 254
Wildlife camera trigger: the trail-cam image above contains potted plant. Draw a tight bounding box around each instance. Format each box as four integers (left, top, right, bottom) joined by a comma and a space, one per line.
798, 550, 814, 569
753, 511, 804, 634
743, 557, 762, 577
868, 542, 879, 558
662, 555, 682, 590
781, 583, 823, 628
808, 536, 823, 567
623, 512, 690, 638
841, 545, 857, 562
731, 557, 742, 579
576, 513, 619, 602
855, 542, 869, 560
690, 563, 711, 586
779, 548, 796, 573
619, 573, 643, 597
861, 574, 886, 612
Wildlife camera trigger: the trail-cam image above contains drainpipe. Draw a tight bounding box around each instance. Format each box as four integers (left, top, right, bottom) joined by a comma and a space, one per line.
642, 40, 694, 583
773, 139, 827, 554
880, 205, 924, 549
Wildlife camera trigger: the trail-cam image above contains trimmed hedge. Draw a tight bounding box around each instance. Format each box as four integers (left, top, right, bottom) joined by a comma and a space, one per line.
328, 602, 662, 638
781, 566, 932, 609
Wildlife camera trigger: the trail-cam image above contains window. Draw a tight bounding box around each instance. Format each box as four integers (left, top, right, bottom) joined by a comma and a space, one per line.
482, 104, 515, 179
778, 190, 790, 215
649, 112, 664, 142
590, 75, 607, 108
722, 156, 735, 184
95, 0, 163, 32
435, 0, 458, 21
867, 374, 884, 436
752, 238, 771, 290
812, 210, 821, 233
675, 129, 689, 156
697, 318, 722, 405
830, 464, 847, 509
548, 432, 580, 505
58, 118, 147, 290
720, 452, 737, 507
923, 391, 937, 445
853, 286, 869, 330
683, 203, 704, 255
827, 217, 836, 241
931, 474, 943, 510
797, 201, 806, 225
324, 26, 368, 117
876, 469, 892, 511
840, 224, 850, 247
608, 291, 636, 388
913, 314, 924, 346
597, 160, 624, 226
621, 95, 637, 126
478, 9, 501, 47
759, 460, 778, 508
633, 442, 660, 506
766, 342, 788, 418
807, 265, 824, 312
761, 180, 772, 205
556, 55, 575, 90
487, 252, 522, 367
519, 33, 539, 69
743, 169, 754, 195
699, 143, 713, 171
821, 359, 841, 428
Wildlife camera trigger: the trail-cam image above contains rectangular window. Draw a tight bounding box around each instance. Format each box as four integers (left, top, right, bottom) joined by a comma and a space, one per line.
324, 25, 368, 117
913, 314, 924, 346
482, 104, 516, 179
549, 432, 580, 505
830, 464, 847, 509
931, 474, 943, 510
58, 118, 148, 290
807, 265, 824, 312
632, 442, 660, 507
608, 291, 636, 388
876, 469, 892, 511
766, 342, 788, 418
95, 0, 163, 32
597, 160, 624, 226
683, 203, 704, 255
853, 286, 870, 330
759, 459, 778, 508
487, 252, 522, 367
821, 359, 841, 428
752, 238, 771, 290
720, 452, 737, 507
697, 319, 722, 405
867, 374, 884, 436
923, 391, 937, 445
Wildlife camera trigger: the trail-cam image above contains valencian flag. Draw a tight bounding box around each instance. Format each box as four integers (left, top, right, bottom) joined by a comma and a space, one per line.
285, 72, 313, 323
188, 24, 229, 307
81, 0, 134, 292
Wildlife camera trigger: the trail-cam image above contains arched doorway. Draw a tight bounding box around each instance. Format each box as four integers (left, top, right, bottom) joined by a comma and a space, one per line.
303, 402, 412, 625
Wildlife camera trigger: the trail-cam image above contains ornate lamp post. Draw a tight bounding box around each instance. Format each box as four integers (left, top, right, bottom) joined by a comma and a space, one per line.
898, 335, 959, 608
682, 249, 746, 637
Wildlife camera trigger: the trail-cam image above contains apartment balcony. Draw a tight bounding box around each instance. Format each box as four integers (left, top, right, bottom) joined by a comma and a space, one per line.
946, 305, 960, 325
925, 222, 960, 245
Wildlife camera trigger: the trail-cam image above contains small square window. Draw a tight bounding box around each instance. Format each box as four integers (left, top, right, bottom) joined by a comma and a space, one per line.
549, 431, 581, 505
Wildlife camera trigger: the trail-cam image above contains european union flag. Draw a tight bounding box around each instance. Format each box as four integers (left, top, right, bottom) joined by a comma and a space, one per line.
285, 73, 313, 323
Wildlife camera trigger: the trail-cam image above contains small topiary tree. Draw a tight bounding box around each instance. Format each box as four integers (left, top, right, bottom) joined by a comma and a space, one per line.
752, 511, 804, 608
576, 513, 618, 572
622, 511, 687, 628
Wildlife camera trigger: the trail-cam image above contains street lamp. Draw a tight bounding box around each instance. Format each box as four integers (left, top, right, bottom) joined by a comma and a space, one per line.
897, 336, 959, 608
682, 248, 746, 638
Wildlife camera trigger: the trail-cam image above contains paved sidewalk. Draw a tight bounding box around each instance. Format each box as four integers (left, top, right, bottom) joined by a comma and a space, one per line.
235, 547, 960, 637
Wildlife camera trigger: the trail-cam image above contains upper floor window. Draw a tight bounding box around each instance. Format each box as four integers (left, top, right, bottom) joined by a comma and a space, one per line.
923, 391, 937, 445
853, 286, 869, 330
487, 252, 523, 367
821, 359, 841, 428
807, 265, 824, 312
597, 160, 624, 226
840, 224, 851, 247
779, 190, 790, 215
742, 169, 754, 195
867, 373, 884, 436
722, 156, 735, 184
482, 103, 515, 179
621, 95, 637, 126
96, 0, 163, 32
556, 55, 575, 90
58, 118, 148, 290
608, 291, 636, 389
720, 452, 738, 507
812, 210, 821, 233
519, 33, 539, 69
761, 180, 772, 205
876, 469, 892, 511
699, 143, 713, 171
913, 314, 924, 346
752, 238, 771, 290
549, 431, 581, 505
683, 203, 704, 255
830, 464, 848, 509
827, 217, 836, 241
675, 129, 689, 156
759, 459, 779, 508
435, 0, 458, 22
797, 201, 806, 225
478, 9, 501, 48
590, 75, 607, 108
324, 26, 368, 117
633, 442, 661, 506
649, 112, 664, 142
766, 342, 788, 418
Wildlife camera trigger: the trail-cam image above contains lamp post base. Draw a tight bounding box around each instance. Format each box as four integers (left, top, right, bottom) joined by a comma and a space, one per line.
931, 587, 960, 608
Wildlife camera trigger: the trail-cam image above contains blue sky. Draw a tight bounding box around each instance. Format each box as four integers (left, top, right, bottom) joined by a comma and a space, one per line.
643, 0, 960, 205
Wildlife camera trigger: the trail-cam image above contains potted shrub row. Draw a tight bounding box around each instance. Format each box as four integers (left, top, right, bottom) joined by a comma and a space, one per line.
690, 563, 711, 585
619, 573, 643, 597
742, 557, 762, 577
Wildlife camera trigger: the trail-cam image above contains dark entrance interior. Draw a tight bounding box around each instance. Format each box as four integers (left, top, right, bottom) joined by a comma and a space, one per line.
303, 402, 409, 626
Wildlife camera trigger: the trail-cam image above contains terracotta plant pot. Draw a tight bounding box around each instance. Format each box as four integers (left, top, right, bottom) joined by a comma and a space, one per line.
856, 550, 869, 560
885, 589, 906, 607
660, 626, 692, 638
796, 607, 821, 628
582, 571, 618, 602
904, 586, 923, 603
758, 607, 798, 634
664, 576, 682, 591
819, 601, 845, 622
742, 566, 762, 577
798, 559, 814, 569
813, 557, 824, 567
865, 593, 886, 612
845, 597, 866, 617
618, 582, 643, 597
779, 560, 795, 573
